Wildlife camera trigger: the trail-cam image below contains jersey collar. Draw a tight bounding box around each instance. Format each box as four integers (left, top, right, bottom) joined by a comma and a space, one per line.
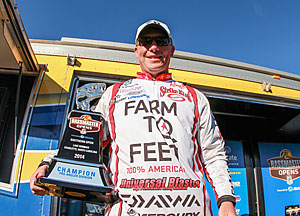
136, 72, 173, 81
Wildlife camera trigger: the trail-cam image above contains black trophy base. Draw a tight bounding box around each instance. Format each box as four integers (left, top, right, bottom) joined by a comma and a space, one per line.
37, 177, 116, 203
36, 157, 116, 203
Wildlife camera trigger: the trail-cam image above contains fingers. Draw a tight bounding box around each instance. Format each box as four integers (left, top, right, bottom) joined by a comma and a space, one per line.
30, 184, 49, 196
29, 165, 50, 196
29, 176, 49, 196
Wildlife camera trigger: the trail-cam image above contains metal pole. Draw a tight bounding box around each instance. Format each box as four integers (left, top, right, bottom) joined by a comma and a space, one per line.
14, 61, 22, 155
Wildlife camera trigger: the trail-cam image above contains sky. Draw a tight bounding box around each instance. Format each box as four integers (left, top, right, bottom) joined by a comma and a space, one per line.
17, 0, 300, 75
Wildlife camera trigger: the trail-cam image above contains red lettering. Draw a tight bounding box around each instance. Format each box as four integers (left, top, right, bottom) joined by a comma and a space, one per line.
155, 179, 163, 188
154, 166, 161, 172
168, 177, 176, 187
139, 179, 145, 187
166, 166, 171, 172
149, 179, 156, 188
178, 179, 185, 187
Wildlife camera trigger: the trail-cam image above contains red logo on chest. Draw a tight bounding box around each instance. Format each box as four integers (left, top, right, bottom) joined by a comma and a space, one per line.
160, 86, 191, 102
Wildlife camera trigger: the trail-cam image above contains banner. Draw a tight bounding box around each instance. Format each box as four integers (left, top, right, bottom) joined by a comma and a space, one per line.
259, 142, 300, 215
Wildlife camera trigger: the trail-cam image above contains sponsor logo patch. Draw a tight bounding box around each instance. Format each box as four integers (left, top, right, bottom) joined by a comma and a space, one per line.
267, 149, 300, 185
120, 177, 199, 191
121, 194, 201, 209
160, 87, 192, 102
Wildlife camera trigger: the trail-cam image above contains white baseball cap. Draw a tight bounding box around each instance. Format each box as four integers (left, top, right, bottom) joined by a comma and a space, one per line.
135, 20, 172, 42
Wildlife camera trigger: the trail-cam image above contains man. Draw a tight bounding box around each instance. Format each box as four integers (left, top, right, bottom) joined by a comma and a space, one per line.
30, 20, 236, 216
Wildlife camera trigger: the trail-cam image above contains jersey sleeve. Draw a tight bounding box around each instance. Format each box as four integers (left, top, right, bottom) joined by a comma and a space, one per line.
94, 85, 114, 148
195, 91, 236, 207
38, 149, 58, 167
93, 85, 113, 120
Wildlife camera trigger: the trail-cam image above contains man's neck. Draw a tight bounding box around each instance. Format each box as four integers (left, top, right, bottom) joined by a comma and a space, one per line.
137, 71, 172, 81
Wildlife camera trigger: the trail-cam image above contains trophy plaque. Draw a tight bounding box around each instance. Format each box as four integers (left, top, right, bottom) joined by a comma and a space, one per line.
37, 83, 115, 203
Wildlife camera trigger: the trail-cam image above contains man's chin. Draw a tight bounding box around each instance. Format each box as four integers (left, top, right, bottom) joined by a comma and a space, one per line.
145, 64, 166, 72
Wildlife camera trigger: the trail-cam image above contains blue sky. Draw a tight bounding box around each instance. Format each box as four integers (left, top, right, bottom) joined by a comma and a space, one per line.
17, 0, 300, 75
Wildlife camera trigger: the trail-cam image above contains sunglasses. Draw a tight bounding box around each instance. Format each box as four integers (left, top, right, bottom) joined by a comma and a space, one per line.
137, 37, 172, 46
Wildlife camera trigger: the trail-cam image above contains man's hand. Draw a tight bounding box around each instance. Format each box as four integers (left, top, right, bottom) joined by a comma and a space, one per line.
219, 201, 237, 216
30, 165, 49, 196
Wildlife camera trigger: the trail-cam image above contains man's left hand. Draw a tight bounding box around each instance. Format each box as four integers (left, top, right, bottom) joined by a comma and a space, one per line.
218, 201, 237, 216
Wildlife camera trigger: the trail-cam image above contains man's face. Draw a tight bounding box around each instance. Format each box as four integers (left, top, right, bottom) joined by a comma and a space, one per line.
134, 29, 175, 78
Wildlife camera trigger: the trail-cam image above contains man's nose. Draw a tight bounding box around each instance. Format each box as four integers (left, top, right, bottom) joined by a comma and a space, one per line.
148, 41, 159, 51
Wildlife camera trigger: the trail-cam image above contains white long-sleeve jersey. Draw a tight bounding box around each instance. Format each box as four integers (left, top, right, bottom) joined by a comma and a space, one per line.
93, 72, 235, 216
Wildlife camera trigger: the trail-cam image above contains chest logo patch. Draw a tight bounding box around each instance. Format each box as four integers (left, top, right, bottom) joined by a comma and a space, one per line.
160, 86, 192, 102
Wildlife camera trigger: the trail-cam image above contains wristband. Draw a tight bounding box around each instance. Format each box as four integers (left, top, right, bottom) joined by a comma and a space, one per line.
217, 195, 236, 208
38, 161, 51, 168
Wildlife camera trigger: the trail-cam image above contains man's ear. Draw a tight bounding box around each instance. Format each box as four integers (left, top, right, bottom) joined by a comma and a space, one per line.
134, 46, 139, 58
171, 45, 175, 57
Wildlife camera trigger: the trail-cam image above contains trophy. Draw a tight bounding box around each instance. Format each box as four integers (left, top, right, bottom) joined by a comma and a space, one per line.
37, 83, 116, 203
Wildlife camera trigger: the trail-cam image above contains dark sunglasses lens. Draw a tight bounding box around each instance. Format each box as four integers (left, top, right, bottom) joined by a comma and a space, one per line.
139, 38, 152, 46
155, 38, 169, 46
139, 37, 170, 46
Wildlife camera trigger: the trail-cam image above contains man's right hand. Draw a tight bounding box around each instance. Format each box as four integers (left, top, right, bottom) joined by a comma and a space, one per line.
30, 165, 49, 196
